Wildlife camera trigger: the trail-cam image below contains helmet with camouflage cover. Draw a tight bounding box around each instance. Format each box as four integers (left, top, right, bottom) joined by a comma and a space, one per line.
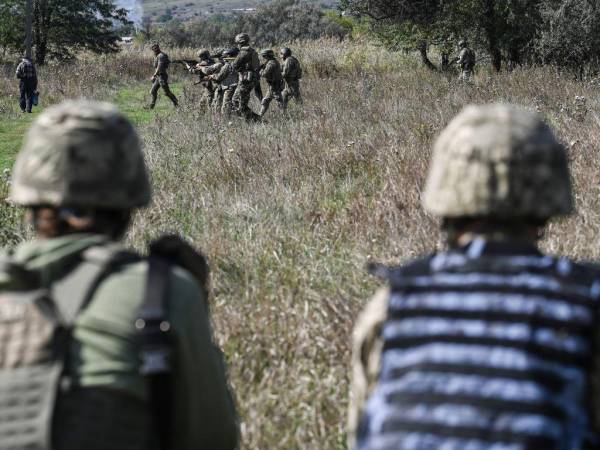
235, 33, 250, 45
212, 49, 225, 59
259, 49, 275, 58
280, 47, 292, 58
151, 42, 160, 51
422, 104, 572, 220
458, 39, 467, 48
10, 100, 151, 210
197, 48, 210, 59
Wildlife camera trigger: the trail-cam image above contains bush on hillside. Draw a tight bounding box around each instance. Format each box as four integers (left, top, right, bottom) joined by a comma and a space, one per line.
149, 0, 348, 49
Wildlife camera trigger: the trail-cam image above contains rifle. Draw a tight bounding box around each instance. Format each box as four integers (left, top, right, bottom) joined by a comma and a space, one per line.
172, 59, 200, 70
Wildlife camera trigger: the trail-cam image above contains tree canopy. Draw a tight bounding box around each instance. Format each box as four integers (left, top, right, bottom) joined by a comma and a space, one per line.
342, 0, 600, 72
1, 0, 130, 64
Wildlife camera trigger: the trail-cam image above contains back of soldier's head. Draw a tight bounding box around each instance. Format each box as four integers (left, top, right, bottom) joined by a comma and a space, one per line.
10, 100, 151, 213
422, 104, 572, 223
280, 47, 292, 58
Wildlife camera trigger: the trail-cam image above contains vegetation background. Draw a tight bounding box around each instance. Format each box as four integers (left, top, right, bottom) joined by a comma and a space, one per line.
3, 37, 600, 448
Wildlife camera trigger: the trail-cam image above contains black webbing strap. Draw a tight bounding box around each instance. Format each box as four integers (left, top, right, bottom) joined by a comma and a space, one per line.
138, 255, 173, 450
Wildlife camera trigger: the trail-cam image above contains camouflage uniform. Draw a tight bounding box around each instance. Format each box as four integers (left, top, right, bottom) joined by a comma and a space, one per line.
1, 101, 239, 450
150, 46, 178, 109
258, 50, 284, 117
232, 34, 260, 119
190, 51, 222, 110
281, 49, 302, 107
456, 40, 476, 81
211, 53, 239, 116
350, 105, 600, 450
15, 57, 38, 113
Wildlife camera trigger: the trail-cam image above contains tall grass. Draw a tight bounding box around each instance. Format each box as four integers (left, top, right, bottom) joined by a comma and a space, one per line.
2, 39, 600, 448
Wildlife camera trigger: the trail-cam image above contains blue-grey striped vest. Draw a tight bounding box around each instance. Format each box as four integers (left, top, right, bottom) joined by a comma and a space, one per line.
358, 239, 600, 450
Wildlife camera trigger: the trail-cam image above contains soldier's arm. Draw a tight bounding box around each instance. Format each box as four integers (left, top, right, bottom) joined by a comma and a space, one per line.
15, 63, 23, 79
154, 54, 166, 77
169, 268, 239, 450
348, 287, 388, 449
260, 62, 274, 80
211, 65, 229, 82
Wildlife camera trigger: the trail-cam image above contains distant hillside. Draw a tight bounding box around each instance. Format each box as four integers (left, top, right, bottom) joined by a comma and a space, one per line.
137, 0, 337, 23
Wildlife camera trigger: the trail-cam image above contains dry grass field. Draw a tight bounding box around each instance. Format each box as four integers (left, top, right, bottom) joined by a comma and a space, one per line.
2, 39, 600, 448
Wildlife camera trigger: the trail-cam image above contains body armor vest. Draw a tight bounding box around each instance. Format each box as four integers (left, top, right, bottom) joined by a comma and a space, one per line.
0, 246, 152, 450
358, 239, 600, 450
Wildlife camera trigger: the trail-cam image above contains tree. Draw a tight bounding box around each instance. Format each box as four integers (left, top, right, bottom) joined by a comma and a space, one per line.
343, 0, 547, 72
535, 0, 600, 75
0, 0, 24, 56
32, 0, 130, 64
341, 0, 456, 70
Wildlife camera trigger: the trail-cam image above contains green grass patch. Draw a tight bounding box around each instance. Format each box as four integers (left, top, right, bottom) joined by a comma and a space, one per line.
114, 83, 183, 125
0, 82, 183, 171
0, 113, 38, 171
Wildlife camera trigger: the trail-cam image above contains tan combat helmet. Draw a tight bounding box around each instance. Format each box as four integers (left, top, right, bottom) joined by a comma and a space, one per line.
422, 104, 573, 220
10, 100, 151, 210
259, 49, 275, 59
234, 33, 250, 45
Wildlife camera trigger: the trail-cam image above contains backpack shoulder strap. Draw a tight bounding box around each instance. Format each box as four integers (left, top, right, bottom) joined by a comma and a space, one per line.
52, 244, 139, 326
136, 235, 210, 450
137, 250, 173, 450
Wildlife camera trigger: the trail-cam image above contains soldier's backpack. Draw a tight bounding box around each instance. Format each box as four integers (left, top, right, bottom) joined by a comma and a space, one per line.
0, 236, 209, 450
291, 56, 302, 80
250, 47, 261, 73
0, 244, 141, 449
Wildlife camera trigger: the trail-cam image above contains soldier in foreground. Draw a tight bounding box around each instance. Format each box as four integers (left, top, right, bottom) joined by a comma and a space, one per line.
455, 39, 475, 81
211, 48, 240, 116
149, 42, 179, 109
15, 55, 38, 113
280, 47, 302, 108
0, 100, 238, 449
350, 104, 600, 449
232, 33, 260, 120
258, 49, 284, 117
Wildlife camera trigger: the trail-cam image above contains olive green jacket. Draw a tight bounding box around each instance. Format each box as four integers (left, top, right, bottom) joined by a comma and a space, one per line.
2, 234, 239, 450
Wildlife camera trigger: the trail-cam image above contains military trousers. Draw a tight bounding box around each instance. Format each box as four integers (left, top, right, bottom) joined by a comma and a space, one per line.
459, 69, 473, 82
282, 79, 302, 107
260, 85, 284, 116
150, 74, 178, 108
233, 80, 254, 119
220, 87, 238, 116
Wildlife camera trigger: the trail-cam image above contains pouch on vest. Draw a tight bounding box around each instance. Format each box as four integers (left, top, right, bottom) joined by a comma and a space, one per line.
0, 246, 137, 450
136, 235, 209, 450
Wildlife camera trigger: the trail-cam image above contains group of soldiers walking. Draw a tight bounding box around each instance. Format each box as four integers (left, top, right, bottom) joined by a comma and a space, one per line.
148, 33, 303, 120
